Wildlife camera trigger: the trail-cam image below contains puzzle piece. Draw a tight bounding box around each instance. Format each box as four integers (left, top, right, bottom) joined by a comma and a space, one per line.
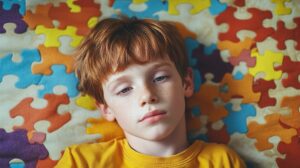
168, 0, 211, 15
247, 113, 297, 151
75, 94, 97, 110
0, 1, 27, 33
271, 0, 292, 15
38, 65, 78, 98
10, 94, 71, 132
215, 6, 274, 42
248, 49, 284, 81
220, 73, 261, 103
0, 129, 48, 168
271, 17, 300, 50
228, 49, 256, 67
0, 0, 26, 15
27, 130, 46, 144
48, 2, 101, 35
86, 118, 124, 142
275, 56, 300, 89
35, 25, 83, 47
234, 0, 245, 6
217, 37, 255, 57
66, 0, 81, 12
187, 83, 228, 122
209, 0, 227, 15
206, 123, 230, 144
192, 43, 233, 83
32, 45, 74, 75
253, 78, 276, 108
279, 96, 300, 129
23, 4, 54, 29
0, 49, 42, 89
223, 103, 256, 134
112, 0, 167, 19
36, 157, 57, 168
277, 135, 300, 168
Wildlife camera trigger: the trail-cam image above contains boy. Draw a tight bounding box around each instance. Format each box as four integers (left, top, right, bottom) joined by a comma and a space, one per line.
55, 17, 246, 168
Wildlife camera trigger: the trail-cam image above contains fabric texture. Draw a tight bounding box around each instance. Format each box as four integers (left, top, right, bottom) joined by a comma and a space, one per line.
55, 138, 246, 168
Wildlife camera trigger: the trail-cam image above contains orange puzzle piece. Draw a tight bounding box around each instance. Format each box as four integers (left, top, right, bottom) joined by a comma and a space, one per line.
279, 96, 300, 129
220, 73, 261, 103
217, 37, 254, 57
187, 83, 227, 122
247, 113, 297, 151
10, 94, 71, 132
23, 4, 54, 29
32, 45, 74, 75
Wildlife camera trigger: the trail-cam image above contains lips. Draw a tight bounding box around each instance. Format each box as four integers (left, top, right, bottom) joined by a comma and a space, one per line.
138, 110, 166, 123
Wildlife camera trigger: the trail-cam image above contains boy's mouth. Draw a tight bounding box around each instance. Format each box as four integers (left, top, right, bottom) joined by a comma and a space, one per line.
138, 110, 167, 123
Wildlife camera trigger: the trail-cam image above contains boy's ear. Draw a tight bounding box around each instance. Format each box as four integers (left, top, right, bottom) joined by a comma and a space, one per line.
96, 102, 116, 122
183, 67, 194, 98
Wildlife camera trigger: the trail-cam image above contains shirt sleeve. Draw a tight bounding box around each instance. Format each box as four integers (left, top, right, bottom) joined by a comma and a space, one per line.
54, 147, 76, 168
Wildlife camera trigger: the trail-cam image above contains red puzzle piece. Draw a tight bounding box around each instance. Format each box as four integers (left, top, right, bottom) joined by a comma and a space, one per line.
253, 78, 276, 108
206, 123, 230, 144
272, 17, 300, 50
275, 56, 300, 89
234, 0, 245, 7
215, 6, 274, 42
277, 135, 300, 168
10, 94, 71, 133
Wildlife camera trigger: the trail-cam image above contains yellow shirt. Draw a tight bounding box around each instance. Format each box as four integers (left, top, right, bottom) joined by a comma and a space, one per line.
55, 138, 246, 168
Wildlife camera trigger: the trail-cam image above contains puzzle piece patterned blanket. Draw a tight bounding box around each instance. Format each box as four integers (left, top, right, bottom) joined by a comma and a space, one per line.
0, 0, 299, 167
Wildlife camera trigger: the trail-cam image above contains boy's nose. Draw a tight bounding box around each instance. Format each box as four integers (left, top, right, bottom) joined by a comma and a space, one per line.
139, 85, 158, 106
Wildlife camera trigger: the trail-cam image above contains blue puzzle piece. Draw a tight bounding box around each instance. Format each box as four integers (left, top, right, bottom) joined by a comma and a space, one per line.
185, 38, 199, 66
209, 0, 227, 15
0, 49, 42, 88
223, 103, 256, 135
185, 38, 202, 91
0, 0, 26, 15
112, 0, 167, 19
233, 71, 244, 80
38, 65, 79, 98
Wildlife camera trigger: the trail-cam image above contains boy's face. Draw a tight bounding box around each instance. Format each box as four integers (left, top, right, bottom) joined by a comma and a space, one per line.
98, 58, 194, 141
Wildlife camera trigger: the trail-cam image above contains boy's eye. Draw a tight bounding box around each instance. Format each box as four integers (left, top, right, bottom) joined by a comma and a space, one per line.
117, 87, 132, 95
153, 75, 169, 83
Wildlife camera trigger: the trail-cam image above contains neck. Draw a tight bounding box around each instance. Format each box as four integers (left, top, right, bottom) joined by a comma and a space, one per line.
125, 117, 189, 157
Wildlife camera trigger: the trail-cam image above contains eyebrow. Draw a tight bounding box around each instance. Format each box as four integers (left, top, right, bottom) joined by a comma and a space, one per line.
106, 61, 172, 91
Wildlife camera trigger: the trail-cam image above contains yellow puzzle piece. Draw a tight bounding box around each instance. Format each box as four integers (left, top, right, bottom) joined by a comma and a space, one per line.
35, 25, 83, 48
271, 0, 292, 15
76, 94, 97, 110
168, 0, 211, 15
248, 49, 284, 81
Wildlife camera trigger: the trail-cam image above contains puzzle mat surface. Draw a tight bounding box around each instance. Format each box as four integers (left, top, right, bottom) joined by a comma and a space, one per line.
0, 0, 300, 167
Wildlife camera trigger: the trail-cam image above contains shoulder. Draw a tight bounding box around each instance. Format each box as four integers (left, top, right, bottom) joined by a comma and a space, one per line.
55, 138, 125, 168
194, 140, 246, 168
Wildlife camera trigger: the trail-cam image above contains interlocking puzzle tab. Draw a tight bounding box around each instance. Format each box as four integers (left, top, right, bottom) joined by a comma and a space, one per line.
215, 6, 274, 42
0, 129, 48, 168
271, 0, 292, 15
271, 17, 300, 50
220, 73, 261, 103
168, 0, 211, 15
0, 1, 27, 33
32, 45, 74, 75
248, 49, 284, 81
10, 94, 71, 133
275, 56, 300, 89
247, 113, 297, 151
277, 135, 300, 168
0, 48, 42, 89
279, 96, 300, 129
